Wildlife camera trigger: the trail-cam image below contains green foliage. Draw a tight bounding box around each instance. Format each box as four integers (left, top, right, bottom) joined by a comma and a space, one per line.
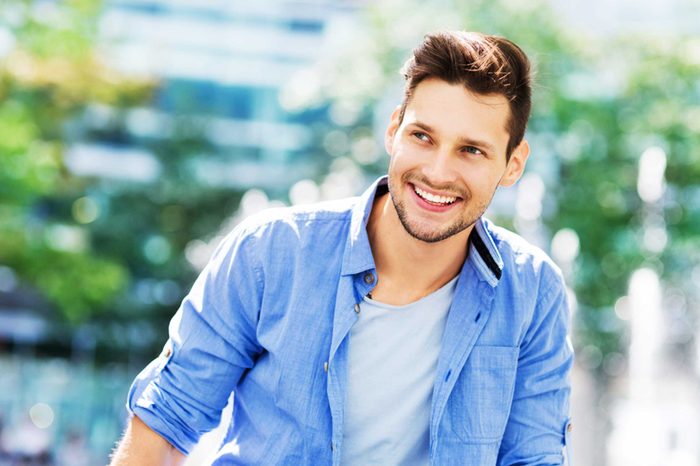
0, 0, 151, 324
26, 249, 128, 323
544, 34, 700, 355
0, 0, 241, 346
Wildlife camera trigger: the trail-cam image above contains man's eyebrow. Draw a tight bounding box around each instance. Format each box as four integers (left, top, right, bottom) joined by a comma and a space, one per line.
410, 121, 497, 154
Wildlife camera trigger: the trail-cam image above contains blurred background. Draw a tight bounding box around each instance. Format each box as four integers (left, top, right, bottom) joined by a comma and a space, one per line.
0, 0, 698, 464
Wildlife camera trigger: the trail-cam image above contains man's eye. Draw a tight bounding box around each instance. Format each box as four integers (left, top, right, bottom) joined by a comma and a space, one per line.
412, 131, 430, 142
463, 146, 484, 156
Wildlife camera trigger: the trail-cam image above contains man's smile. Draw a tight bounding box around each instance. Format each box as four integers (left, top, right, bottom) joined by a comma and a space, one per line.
408, 182, 464, 213
413, 185, 458, 205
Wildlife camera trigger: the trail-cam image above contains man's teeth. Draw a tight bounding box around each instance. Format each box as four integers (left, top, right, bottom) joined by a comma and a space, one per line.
414, 186, 457, 204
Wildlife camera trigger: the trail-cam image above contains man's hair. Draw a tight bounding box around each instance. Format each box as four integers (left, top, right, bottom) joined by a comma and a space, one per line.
399, 31, 532, 160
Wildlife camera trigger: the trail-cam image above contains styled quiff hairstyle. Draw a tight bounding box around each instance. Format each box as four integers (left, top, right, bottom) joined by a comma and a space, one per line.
399, 31, 532, 160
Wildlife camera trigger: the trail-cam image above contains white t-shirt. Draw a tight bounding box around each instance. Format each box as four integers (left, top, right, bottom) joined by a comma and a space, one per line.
341, 276, 458, 466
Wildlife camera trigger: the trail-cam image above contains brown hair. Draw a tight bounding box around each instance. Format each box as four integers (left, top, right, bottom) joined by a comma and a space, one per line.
399, 31, 532, 160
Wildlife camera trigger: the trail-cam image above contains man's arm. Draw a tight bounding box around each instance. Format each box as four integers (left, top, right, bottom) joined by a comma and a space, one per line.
117, 220, 265, 454
497, 270, 574, 465
110, 415, 186, 466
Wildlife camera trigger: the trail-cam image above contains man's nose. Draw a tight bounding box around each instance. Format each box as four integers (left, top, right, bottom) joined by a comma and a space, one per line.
422, 148, 458, 186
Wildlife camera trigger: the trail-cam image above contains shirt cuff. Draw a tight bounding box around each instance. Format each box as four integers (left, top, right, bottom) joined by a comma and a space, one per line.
125, 357, 198, 455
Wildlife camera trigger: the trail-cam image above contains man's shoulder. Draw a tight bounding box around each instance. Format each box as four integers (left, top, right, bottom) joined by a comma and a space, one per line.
483, 219, 564, 288
234, 196, 358, 240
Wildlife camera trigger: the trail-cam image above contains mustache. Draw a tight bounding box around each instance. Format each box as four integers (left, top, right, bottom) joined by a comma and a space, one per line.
402, 173, 470, 199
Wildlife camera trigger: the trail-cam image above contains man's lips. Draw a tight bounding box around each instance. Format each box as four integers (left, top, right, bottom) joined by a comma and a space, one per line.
408, 182, 463, 211
410, 183, 462, 205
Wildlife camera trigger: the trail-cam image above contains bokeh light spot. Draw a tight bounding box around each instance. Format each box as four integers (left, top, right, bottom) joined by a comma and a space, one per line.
29, 403, 54, 429
289, 179, 320, 206
143, 235, 171, 264
551, 228, 580, 264
72, 196, 100, 224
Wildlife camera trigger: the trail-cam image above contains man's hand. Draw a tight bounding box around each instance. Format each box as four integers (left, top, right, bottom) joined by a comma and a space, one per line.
110, 415, 186, 466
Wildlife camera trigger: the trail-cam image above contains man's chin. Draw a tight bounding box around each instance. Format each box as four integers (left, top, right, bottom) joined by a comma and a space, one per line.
399, 222, 461, 244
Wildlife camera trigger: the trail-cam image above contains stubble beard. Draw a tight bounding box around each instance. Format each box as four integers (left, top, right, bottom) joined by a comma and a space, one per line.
388, 173, 486, 244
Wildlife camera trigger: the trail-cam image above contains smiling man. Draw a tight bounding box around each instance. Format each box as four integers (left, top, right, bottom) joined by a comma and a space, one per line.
111, 31, 573, 466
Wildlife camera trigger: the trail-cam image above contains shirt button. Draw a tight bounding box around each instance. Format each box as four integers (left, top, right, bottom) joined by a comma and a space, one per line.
363, 272, 375, 285
567, 422, 573, 433
323, 362, 329, 372
354, 303, 361, 313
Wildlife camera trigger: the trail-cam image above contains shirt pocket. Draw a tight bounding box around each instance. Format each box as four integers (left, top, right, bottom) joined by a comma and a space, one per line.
447, 345, 519, 443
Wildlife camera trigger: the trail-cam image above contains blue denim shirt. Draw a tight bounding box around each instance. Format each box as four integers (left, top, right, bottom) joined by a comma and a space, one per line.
127, 176, 573, 465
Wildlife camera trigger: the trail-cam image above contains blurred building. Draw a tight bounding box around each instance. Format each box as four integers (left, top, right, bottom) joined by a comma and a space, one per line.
551, 0, 700, 36
70, 0, 360, 193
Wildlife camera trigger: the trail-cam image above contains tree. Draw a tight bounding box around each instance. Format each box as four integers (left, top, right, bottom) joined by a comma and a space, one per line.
0, 0, 150, 324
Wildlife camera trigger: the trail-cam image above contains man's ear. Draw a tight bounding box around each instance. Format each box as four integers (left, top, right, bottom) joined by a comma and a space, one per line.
499, 139, 530, 187
384, 106, 402, 155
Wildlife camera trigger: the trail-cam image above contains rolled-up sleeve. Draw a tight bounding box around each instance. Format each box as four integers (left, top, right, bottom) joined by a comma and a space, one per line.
126, 222, 264, 454
497, 267, 574, 465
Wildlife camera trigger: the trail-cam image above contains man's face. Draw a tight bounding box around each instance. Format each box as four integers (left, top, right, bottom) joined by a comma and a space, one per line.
384, 77, 529, 243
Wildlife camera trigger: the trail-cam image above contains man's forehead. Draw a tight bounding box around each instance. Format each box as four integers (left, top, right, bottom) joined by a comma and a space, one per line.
403, 80, 511, 142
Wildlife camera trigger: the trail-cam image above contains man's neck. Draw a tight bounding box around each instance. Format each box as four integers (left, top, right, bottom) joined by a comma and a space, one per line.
366, 192, 471, 306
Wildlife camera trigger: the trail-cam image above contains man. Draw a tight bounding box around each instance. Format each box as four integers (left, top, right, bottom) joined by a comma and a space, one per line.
111, 31, 573, 465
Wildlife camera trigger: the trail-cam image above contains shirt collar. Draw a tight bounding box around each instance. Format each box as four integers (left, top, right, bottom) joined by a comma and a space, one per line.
340, 177, 386, 276
341, 176, 504, 287
468, 217, 504, 287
